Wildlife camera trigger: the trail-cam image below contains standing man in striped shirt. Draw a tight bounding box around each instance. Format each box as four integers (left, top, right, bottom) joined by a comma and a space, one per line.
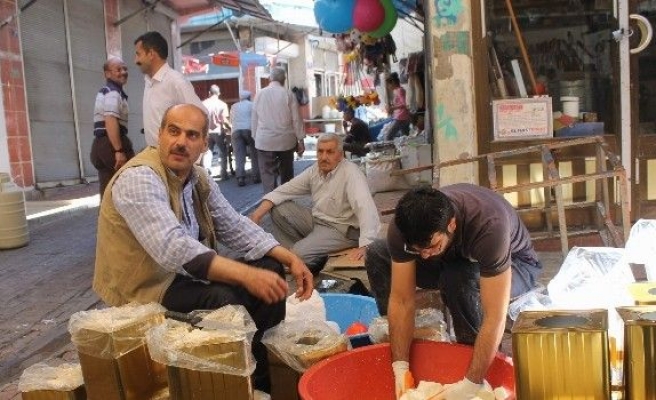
90, 57, 135, 198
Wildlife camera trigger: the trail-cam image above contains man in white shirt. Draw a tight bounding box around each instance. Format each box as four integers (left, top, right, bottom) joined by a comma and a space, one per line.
251, 68, 304, 194
230, 90, 259, 186
203, 84, 233, 180
250, 133, 381, 274
134, 31, 205, 147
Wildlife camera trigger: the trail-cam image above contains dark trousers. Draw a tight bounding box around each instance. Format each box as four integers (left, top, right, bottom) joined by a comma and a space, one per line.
365, 239, 542, 345
208, 132, 234, 178
90, 135, 134, 198
256, 148, 295, 194
162, 256, 285, 393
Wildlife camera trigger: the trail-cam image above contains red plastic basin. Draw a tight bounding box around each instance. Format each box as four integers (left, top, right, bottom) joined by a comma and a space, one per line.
298, 341, 515, 400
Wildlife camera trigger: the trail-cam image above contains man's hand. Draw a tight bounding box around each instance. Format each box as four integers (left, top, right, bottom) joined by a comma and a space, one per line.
296, 141, 305, 158
392, 361, 415, 399
434, 378, 482, 400
348, 246, 367, 261
286, 254, 313, 300
114, 152, 127, 169
242, 267, 289, 304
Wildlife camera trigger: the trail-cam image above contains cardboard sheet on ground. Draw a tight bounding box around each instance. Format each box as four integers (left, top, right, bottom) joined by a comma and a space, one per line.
325, 248, 365, 269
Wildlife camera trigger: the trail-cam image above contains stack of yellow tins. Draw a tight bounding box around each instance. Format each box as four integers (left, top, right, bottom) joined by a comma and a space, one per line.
616, 306, 656, 399
628, 282, 656, 305
512, 309, 610, 399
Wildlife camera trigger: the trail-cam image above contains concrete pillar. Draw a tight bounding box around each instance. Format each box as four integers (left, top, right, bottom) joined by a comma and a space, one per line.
0, 0, 34, 188
427, 0, 479, 185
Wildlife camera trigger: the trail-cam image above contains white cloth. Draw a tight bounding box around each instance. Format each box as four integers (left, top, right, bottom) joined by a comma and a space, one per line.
142, 63, 205, 147
230, 99, 253, 132
251, 81, 304, 151
263, 159, 381, 248
203, 95, 229, 133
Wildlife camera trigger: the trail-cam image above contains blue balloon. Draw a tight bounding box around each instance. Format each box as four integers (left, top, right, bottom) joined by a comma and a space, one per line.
314, 0, 356, 34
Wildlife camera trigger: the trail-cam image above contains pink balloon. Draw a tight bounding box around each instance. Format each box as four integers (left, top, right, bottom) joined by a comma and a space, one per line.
353, 0, 385, 32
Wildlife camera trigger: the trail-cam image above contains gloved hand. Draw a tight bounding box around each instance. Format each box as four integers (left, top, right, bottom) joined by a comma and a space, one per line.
392, 360, 415, 399
437, 378, 482, 400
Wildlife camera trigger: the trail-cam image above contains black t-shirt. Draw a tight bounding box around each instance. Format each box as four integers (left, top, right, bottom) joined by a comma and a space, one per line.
388, 183, 538, 277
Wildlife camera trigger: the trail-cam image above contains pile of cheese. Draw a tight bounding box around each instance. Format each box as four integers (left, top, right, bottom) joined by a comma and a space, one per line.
400, 380, 509, 400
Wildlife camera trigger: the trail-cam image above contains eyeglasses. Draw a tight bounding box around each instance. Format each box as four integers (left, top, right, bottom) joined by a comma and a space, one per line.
404, 234, 445, 256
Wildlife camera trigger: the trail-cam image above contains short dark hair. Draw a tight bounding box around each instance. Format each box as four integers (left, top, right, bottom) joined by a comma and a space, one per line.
386, 72, 400, 86
394, 186, 455, 247
134, 31, 168, 60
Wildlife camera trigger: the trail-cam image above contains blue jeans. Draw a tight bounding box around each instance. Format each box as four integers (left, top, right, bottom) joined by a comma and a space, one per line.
365, 239, 542, 344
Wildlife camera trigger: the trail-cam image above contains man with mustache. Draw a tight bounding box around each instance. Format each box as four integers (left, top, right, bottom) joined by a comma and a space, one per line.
90, 57, 134, 198
93, 104, 313, 397
365, 185, 542, 399
250, 133, 380, 274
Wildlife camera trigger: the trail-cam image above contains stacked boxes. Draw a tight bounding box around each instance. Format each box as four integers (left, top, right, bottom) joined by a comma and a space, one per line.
68, 303, 168, 400
512, 309, 610, 400
18, 362, 86, 400
146, 306, 258, 400
617, 306, 656, 399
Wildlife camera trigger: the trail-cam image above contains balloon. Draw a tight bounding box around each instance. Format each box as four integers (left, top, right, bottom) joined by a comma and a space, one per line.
353, 0, 385, 32
314, 0, 356, 33
369, 0, 397, 38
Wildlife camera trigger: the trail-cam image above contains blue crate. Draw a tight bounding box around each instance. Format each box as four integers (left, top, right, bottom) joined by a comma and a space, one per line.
554, 122, 605, 137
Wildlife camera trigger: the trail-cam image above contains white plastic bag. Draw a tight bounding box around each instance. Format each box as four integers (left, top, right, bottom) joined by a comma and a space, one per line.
547, 247, 634, 309
624, 219, 656, 280
365, 156, 412, 194
285, 289, 326, 323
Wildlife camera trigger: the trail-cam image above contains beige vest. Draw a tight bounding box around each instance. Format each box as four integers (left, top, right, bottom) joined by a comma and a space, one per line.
93, 147, 216, 306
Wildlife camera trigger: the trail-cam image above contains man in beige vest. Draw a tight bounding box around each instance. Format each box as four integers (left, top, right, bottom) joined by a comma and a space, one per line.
93, 104, 313, 396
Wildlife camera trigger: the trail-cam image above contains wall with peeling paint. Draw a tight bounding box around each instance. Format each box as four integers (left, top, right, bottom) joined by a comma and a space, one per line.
428, 0, 479, 185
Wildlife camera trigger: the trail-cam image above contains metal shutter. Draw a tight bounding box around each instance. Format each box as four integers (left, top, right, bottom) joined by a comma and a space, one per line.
68, 0, 108, 180
20, 0, 79, 184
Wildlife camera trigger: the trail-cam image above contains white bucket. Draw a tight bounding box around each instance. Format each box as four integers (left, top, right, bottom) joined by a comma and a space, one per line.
324, 123, 336, 133
0, 173, 29, 249
561, 96, 580, 118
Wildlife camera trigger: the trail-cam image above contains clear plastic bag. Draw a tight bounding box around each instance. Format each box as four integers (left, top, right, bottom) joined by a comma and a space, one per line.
261, 319, 349, 373
368, 308, 449, 343
18, 362, 84, 392
508, 285, 552, 321
146, 305, 257, 376
68, 302, 166, 359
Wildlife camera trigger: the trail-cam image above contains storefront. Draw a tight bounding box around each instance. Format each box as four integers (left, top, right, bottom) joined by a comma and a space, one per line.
425, 0, 655, 222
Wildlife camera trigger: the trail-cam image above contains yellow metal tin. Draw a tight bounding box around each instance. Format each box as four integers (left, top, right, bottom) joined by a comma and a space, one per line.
617, 306, 656, 400
628, 283, 656, 305
512, 309, 610, 400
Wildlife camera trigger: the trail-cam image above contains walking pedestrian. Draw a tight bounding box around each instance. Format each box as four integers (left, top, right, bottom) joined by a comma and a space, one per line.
251, 68, 304, 194
231, 90, 260, 186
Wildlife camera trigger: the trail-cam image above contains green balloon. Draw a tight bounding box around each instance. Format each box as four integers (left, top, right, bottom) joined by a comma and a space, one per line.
370, 0, 397, 38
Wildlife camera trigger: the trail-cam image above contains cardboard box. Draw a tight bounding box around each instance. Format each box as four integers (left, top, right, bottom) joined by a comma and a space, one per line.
167, 341, 253, 400
492, 97, 553, 141
21, 386, 87, 400
167, 366, 252, 400
512, 309, 610, 400
73, 313, 168, 400
267, 350, 301, 400
617, 306, 656, 399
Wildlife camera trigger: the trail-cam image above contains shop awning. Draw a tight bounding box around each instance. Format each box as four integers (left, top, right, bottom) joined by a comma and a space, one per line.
161, 0, 272, 21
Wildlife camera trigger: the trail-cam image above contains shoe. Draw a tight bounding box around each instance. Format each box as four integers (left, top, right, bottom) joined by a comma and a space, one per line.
219, 174, 229, 181
253, 177, 262, 184
237, 177, 246, 187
